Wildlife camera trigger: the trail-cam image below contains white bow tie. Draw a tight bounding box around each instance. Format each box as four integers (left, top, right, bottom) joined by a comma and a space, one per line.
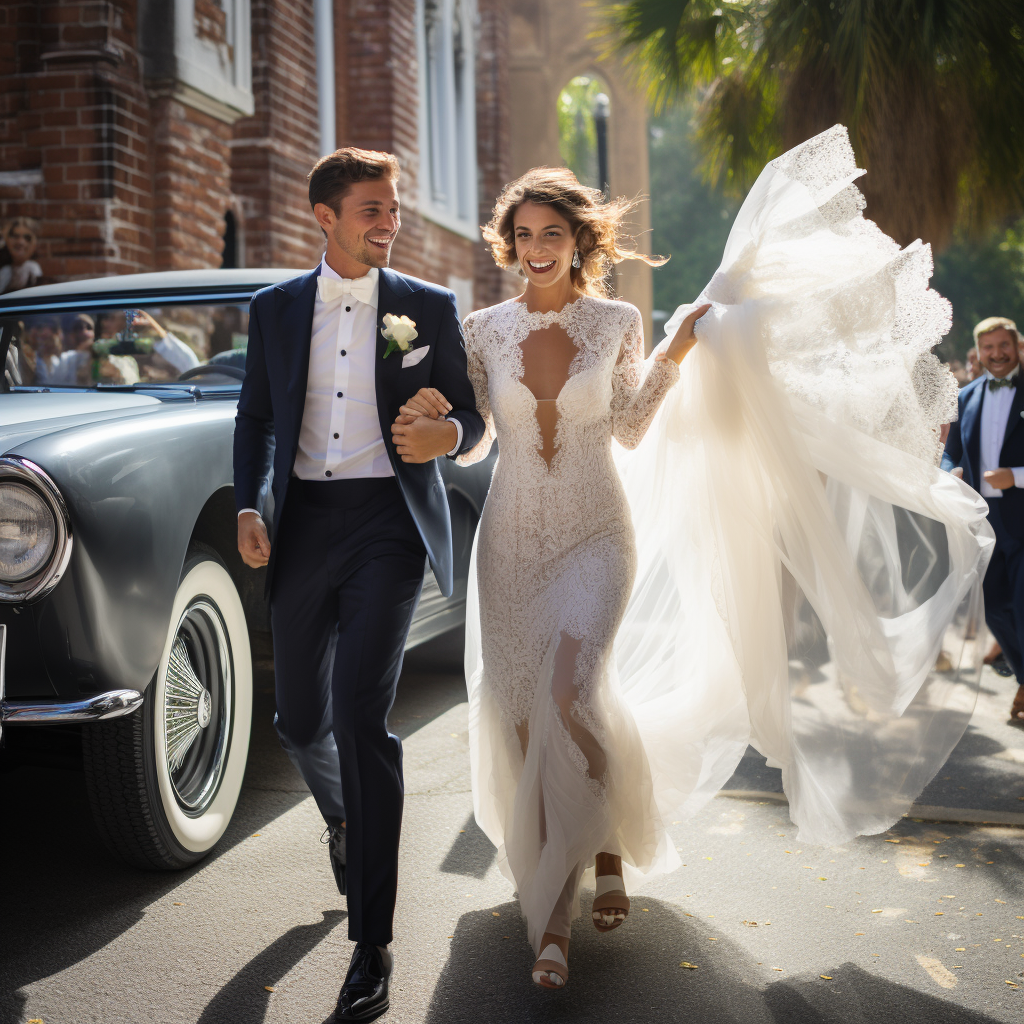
317, 271, 377, 306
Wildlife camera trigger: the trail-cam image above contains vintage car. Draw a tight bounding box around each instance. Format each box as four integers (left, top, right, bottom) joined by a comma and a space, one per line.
0, 270, 493, 869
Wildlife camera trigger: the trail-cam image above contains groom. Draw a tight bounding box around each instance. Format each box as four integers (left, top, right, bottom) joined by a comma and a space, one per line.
234, 147, 484, 1021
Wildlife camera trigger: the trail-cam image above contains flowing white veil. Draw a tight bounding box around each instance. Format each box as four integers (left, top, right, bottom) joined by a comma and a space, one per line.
609, 125, 994, 849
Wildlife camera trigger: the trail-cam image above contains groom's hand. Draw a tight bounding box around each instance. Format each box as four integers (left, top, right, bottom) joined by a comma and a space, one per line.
391, 415, 458, 463
238, 511, 271, 568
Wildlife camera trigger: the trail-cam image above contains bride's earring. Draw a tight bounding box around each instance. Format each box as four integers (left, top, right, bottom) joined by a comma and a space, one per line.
571, 248, 581, 269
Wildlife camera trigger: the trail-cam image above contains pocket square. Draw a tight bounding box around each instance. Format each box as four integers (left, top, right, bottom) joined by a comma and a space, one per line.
402, 345, 430, 368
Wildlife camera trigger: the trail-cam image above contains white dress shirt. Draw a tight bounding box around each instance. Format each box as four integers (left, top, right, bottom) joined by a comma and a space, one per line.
238, 258, 461, 517
978, 365, 1024, 498
294, 260, 393, 480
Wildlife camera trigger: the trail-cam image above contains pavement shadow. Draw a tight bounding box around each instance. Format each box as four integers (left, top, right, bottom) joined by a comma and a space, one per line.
195, 909, 345, 1024
764, 962, 1001, 1023
439, 812, 498, 879
424, 897, 1010, 1024
0, 712, 309, 1024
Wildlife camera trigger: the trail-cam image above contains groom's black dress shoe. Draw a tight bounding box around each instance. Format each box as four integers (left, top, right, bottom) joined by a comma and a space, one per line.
323, 824, 347, 895
331, 942, 392, 1022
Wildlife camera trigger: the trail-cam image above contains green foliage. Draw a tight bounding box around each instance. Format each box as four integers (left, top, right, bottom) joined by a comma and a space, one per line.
558, 77, 605, 189
604, 0, 1024, 249
647, 102, 741, 320
932, 221, 1024, 361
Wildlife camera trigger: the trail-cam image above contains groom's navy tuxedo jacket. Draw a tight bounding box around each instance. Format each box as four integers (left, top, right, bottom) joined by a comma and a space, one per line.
942, 375, 1024, 541
233, 264, 485, 596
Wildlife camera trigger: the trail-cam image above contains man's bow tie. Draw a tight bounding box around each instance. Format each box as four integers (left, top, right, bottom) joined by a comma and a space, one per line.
988, 376, 1018, 390
318, 273, 376, 305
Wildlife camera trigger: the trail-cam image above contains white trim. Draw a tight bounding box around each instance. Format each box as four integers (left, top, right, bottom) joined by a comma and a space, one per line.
314, 0, 336, 155
171, 0, 254, 118
415, 0, 479, 241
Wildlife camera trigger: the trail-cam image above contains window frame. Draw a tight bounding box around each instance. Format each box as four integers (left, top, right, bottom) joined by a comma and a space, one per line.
415, 0, 480, 241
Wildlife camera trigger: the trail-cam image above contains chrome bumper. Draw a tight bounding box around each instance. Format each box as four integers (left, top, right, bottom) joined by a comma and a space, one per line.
0, 624, 142, 738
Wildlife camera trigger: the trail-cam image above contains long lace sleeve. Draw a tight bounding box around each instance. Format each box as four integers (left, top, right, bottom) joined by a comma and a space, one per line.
611, 306, 680, 450
456, 316, 496, 466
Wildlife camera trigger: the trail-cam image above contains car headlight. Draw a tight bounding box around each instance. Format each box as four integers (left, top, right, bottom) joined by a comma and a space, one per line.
0, 480, 57, 582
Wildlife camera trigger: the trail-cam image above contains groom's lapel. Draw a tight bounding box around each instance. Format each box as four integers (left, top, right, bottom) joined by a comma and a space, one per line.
375, 268, 426, 415
274, 265, 321, 446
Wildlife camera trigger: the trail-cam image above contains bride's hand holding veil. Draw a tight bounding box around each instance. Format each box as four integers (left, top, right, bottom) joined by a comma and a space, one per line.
659, 302, 711, 364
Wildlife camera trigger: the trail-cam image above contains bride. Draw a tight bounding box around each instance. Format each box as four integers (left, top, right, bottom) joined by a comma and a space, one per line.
397, 126, 993, 989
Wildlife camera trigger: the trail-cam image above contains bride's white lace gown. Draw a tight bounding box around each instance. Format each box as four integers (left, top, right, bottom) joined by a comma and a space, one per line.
458, 126, 994, 954
457, 296, 678, 948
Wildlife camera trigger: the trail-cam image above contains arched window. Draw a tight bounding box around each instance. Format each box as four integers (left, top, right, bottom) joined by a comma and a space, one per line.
417, 0, 478, 238
558, 75, 611, 195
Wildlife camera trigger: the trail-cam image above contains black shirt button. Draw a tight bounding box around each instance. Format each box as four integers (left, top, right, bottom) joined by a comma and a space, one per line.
340, 349, 346, 356
325, 471, 332, 477
345, 306, 351, 312
337, 391, 343, 398
333, 432, 339, 439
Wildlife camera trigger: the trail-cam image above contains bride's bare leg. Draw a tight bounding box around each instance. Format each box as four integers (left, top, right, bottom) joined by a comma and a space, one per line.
593, 850, 630, 931
533, 873, 576, 989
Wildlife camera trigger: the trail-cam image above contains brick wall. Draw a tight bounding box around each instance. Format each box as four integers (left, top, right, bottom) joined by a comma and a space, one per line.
0, 0, 518, 298
474, 0, 519, 308
0, 0, 155, 280
340, 0, 515, 312
230, 0, 323, 270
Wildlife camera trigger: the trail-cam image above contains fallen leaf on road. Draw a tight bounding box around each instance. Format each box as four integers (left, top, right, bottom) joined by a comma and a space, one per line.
492, 912, 500, 917
743, 921, 758, 927
872, 909, 883, 913
935, 912, 944, 916
251, 833, 261, 838
956, 864, 966, 868
264, 986, 275, 993
885, 839, 900, 844
918, 863, 930, 867
855, 932, 864, 935
772, 967, 783, 971
956, 947, 966, 951
642, 908, 649, 912
679, 962, 699, 969
173, 902, 183, 906
708, 937, 718, 941
995, 899, 1007, 904
819, 877, 828, 881
820, 975, 832, 980
1006, 981, 1019, 988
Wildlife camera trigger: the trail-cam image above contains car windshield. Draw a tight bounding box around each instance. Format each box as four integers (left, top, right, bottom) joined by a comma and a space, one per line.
1, 302, 249, 389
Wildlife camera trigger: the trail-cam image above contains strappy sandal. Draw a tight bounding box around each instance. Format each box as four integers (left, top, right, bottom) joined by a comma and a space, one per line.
532, 943, 568, 989
1010, 685, 1024, 726
592, 873, 630, 932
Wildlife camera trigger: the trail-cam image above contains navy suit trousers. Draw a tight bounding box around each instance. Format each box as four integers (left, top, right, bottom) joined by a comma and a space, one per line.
983, 499, 1024, 683
270, 477, 426, 946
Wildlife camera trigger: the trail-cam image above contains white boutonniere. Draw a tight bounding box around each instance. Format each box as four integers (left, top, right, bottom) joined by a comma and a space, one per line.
381, 314, 418, 358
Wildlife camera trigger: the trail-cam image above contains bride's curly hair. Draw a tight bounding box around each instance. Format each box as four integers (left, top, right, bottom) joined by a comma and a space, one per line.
482, 166, 666, 298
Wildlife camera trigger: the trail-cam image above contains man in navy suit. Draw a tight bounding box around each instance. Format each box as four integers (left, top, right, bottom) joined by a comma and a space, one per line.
233, 148, 484, 1021
942, 316, 1024, 728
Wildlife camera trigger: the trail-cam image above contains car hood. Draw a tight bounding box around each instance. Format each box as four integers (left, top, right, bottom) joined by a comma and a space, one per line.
0, 391, 162, 455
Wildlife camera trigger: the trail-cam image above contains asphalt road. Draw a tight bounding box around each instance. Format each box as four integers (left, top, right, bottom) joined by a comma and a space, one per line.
2, 630, 1022, 1024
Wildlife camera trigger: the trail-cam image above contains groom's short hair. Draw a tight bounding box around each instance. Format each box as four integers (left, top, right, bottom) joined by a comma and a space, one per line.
308, 148, 401, 217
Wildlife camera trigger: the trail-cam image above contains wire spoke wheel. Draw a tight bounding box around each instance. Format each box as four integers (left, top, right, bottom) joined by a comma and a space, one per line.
163, 599, 232, 815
